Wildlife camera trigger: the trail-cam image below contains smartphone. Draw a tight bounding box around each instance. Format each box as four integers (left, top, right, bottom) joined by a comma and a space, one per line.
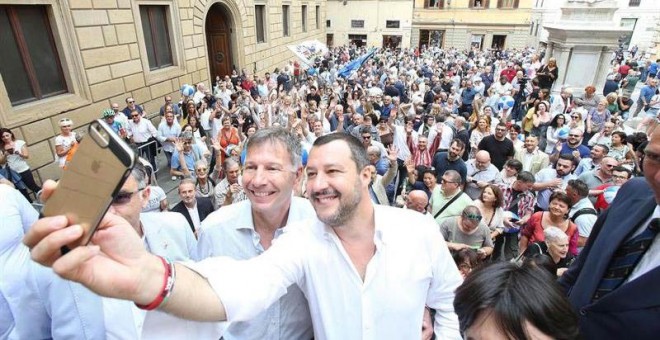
43, 119, 136, 252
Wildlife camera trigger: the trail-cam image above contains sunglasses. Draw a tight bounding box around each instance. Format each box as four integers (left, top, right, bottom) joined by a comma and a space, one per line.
112, 187, 145, 205
463, 213, 483, 221
128, 100, 135, 103
196, 168, 207, 172
131, 115, 139, 118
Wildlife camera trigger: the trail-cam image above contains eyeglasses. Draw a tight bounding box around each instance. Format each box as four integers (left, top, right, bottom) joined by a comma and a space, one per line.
196, 168, 207, 172
602, 164, 615, 168
568, 134, 581, 137
571, 116, 579, 119
112, 187, 145, 205
441, 179, 457, 184
61, 125, 72, 128
362, 135, 371, 139
131, 114, 139, 118
463, 213, 483, 221
495, 128, 507, 132
128, 100, 135, 104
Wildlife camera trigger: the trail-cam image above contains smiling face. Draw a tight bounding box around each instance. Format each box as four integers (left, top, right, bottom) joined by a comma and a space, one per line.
306, 140, 369, 228
548, 198, 570, 218
242, 141, 300, 215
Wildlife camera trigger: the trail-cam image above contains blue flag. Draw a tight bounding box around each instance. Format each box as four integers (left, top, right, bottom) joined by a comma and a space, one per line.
337, 48, 376, 78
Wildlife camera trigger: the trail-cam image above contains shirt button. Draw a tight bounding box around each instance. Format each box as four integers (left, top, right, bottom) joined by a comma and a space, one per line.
579, 308, 587, 316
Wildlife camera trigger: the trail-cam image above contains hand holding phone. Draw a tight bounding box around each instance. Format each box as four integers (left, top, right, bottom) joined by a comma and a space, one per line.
43, 119, 136, 252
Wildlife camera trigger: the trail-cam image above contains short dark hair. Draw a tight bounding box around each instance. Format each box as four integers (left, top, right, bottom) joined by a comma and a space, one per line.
450, 138, 466, 150
594, 143, 610, 154
611, 166, 632, 178
567, 179, 589, 198
516, 171, 535, 183
549, 191, 573, 209
557, 153, 576, 167
504, 159, 523, 173
454, 262, 579, 339
509, 124, 522, 133
313, 133, 369, 171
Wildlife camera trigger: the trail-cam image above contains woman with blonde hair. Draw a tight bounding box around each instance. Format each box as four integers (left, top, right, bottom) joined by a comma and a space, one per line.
469, 116, 492, 158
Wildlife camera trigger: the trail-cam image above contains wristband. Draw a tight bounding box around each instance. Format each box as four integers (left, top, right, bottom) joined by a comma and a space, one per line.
136, 256, 176, 310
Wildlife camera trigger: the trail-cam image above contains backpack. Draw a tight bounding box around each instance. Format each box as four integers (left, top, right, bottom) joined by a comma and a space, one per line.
570, 207, 597, 223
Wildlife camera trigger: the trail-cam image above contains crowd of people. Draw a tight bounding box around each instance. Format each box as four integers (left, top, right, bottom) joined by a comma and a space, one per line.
2, 44, 660, 339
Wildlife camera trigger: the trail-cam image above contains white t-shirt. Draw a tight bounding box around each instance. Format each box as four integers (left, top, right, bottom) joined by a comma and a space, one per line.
142, 186, 167, 212
5, 140, 30, 173
55, 133, 77, 167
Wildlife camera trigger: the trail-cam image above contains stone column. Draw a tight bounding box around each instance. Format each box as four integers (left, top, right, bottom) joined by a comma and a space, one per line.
552, 45, 573, 93
594, 46, 617, 90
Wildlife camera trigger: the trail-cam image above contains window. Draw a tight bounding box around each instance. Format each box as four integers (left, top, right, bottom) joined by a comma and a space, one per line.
302, 5, 307, 33
497, 0, 519, 8
418, 30, 444, 49
315, 6, 320, 29
0, 5, 67, 106
351, 20, 364, 28
255, 5, 266, 43
282, 5, 290, 37
326, 19, 331, 28
139, 5, 173, 71
470, 0, 490, 8
386, 20, 400, 29
628, 0, 641, 6
424, 0, 444, 9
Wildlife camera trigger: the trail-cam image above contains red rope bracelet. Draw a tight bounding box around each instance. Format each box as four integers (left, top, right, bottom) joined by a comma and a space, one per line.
135, 256, 176, 310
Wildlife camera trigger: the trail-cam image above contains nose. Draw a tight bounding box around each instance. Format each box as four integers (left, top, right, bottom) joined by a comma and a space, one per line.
307, 171, 329, 194
249, 167, 268, 187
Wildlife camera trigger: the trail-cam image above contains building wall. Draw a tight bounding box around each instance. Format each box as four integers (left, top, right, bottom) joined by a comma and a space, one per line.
412, 0, 533, 50
0, 0, 325, 182
325, 0, 414, 48
529, 0, 660, 56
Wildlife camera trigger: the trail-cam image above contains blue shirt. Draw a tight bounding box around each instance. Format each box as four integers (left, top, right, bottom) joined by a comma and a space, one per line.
557, 143, 591, 159
640, 85, 657, 103
170, 145, 203, 176
461, 87, 478, 105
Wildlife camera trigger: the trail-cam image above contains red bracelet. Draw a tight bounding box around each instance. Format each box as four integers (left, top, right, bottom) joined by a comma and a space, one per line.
135, 256, 175, 310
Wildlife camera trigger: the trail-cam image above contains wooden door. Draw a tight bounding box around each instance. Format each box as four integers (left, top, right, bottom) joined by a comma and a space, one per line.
206, 4, 233, 79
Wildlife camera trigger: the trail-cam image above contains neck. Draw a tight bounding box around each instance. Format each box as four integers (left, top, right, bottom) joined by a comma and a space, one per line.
333, 197, 376, 242
198, 177, 207, 185
184, 200, 196, 209
253, 203, 291, 235
133, 221, 144, 238
550, 252, 561, 264
549, 213, 565, 224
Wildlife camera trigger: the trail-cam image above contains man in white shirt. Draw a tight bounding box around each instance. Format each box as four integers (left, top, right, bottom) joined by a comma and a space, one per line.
156, 111, 181, 168
127, 109, 159, 168
565, 179, 598, 253
26, 131, 460, 340
465, 151, 502, 200
197, 128, 315, 340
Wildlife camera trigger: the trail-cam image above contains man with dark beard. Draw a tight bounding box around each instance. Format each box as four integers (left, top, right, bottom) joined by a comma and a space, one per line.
431, 139, 467, 183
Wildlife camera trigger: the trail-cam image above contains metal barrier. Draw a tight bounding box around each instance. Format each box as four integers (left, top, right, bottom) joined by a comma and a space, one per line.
134, 139, 160, 172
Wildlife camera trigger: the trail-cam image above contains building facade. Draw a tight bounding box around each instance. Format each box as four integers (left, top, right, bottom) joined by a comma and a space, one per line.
529, 0, 660, 57
325, 0, 413, 49
0, 0, 325, 182
412, 0, 532, 51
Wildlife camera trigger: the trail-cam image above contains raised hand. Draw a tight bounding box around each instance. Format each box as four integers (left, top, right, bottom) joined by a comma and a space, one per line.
174, 138, 185, 152
387, 145, 399, 163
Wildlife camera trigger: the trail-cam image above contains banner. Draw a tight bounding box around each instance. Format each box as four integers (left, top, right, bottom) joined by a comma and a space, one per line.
287, 40, 328, 68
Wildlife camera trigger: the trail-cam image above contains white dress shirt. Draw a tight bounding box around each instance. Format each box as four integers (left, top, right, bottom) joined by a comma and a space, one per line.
128, 119, 158, 143
197, 197, 316, 340
186, 205, 462, 340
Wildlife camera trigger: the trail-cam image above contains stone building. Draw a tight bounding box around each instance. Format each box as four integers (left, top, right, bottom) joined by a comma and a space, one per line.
412, 0, 532, 50
0, 0, 326, 182
325, 0, 414, 49
529, 0, 660, 57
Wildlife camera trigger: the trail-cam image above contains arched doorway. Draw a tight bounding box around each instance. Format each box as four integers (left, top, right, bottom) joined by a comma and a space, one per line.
206, 3, 234, 80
